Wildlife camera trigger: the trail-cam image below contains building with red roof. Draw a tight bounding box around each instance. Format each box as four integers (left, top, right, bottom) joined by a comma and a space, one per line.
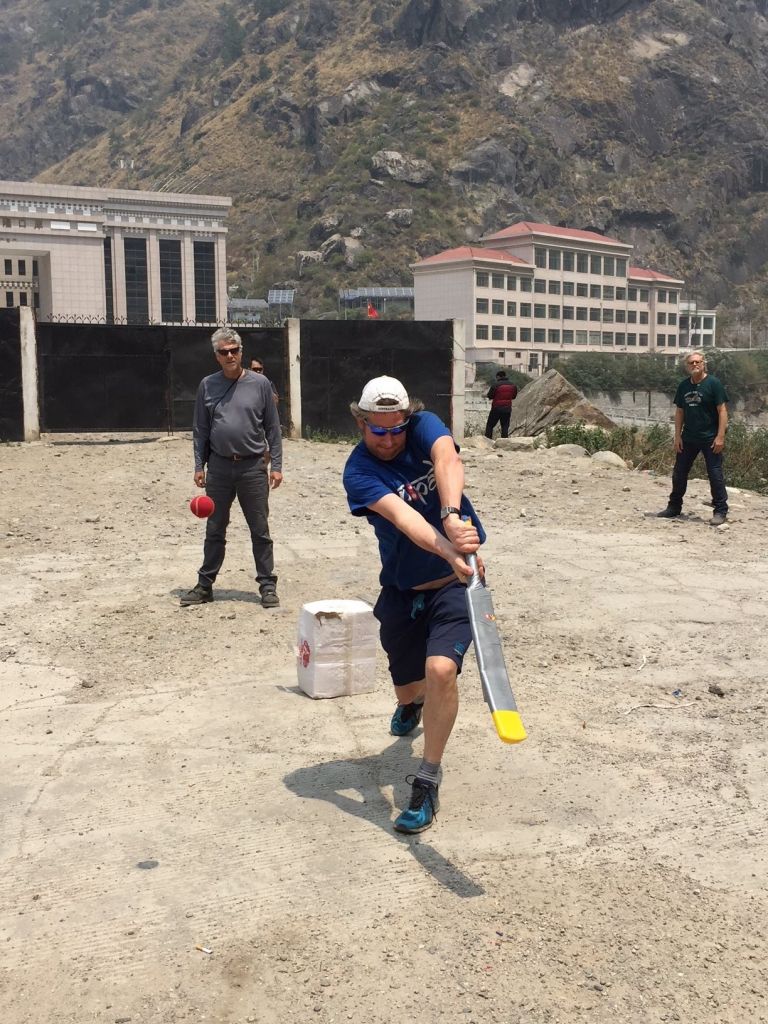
412, 221, 692, 375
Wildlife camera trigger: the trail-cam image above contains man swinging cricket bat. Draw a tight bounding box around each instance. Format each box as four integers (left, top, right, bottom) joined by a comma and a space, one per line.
343, 376, 525, 836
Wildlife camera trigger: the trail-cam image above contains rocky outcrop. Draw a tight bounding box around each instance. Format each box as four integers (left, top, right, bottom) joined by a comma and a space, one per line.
386, 208, 414, 227
449, 139, 520, 186
371, 150, 435, 185
509, 370, 617, 436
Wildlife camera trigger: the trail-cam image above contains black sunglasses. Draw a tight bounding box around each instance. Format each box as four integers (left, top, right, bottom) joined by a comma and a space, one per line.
217, 346, 241, 357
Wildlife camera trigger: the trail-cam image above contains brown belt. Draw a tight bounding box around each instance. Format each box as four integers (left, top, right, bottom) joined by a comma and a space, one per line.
212, 451, 263, 462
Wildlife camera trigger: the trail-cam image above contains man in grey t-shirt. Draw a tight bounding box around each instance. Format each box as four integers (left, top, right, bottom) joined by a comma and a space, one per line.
180, 328, 283, 608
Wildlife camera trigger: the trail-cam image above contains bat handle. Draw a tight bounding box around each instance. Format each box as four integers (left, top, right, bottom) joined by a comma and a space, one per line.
462, 516, 484, 590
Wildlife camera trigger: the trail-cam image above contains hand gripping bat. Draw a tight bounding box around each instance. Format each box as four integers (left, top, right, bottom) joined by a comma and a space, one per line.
465, 552, 527, 745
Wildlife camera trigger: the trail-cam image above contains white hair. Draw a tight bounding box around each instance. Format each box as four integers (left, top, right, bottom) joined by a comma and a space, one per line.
211, 327, 242, 352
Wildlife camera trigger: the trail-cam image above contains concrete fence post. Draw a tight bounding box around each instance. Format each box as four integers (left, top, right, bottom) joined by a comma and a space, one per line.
452, 318, 466, 439
20, 307, 40, 442
287, 318, 302, 439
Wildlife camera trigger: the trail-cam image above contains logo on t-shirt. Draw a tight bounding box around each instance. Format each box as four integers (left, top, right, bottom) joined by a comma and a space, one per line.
684, 389, 702, 406
395, 460, 436, 504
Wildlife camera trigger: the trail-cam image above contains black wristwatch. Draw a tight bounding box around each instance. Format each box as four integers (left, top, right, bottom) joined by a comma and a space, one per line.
440, 506, 462, 520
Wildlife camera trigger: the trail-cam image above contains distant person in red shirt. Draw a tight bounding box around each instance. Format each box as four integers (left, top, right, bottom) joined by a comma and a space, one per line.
485, 370, 518, 439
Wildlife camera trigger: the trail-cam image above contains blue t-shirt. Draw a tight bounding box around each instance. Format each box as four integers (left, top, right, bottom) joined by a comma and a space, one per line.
343, 411, 486, 590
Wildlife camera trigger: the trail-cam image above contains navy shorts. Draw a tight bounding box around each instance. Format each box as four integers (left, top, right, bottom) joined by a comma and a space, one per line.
373, 580, 473, 687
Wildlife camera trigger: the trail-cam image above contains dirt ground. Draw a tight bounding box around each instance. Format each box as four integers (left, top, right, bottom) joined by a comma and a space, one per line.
1, 431, 767, 1024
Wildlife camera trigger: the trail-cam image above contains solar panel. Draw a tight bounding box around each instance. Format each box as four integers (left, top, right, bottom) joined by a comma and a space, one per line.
268, 289, 296, 304
338, 287, 414, 300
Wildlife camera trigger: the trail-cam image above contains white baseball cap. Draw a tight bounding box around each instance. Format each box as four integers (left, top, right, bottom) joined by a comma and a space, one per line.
358, 375, 409, 412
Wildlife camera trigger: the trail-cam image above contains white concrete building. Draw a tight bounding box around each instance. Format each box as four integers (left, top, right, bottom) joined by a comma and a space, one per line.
679, 300, 717, 348
0, 180, 231, 323
412, 222, 685, 374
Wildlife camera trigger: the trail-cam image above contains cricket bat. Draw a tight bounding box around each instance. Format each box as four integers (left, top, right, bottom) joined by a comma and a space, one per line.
465, 553, 527, 744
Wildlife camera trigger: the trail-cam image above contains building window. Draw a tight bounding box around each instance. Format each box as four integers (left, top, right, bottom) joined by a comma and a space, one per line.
640, 311, 649, 324
5, 291, 13, 307
534, 279, 546, 293
603, 256, 615, 276
640, 288, 649, 301
590, 307, 601, 322
520, 328, 531, 342
658, 289, 667, 302
476, 298, 489, 314
3, 259, 11, 275
628, 310, 637, 324
603, 286, 614, 301
577, 252, 588, 273
507, 327, 516, 342
602, 331, 613, 345
32, 259, 38, 277
515, 351, 521, 358
549, 250, 561, 270
520, 277, 532, 292
590, 284, 601, 299
194, 241, 217, 321
102, 238, 114, 323
657, 311, 665, 325
520, 303, 531, 317
124, 236, 149, 324
576, 307, 588, 321
616, 286, 626, 300
491, 326, 504, 341
548, 304, 560, 319
19, 291, 27, 306
548, 329, 560, 343
627, 333, 637, 346
667, 335, 677, 346
657, 334, 666, 346
668, 313, 677, 326
603, 308, 614, 323
492, 273, 505, 289
615, 332, 625, 345
535, 247, 547, 268
576, 330, 588, 345
628, 287, 637, 301
476, 272, 489, 287
703, 316, 713, 330
548, 280, 561, 295
34, 291, 39, 309
590, 254, 601, 274
639, 333, 648, 346
576, 282, 588, 297
563, 306, 574, 319
563, 330, 574, 344
533, 328, 545, 343
589, 331, 601, 345
491, 299, 505, 315
615, 309, 625, 323
18, 259, 26, 276
534, 304, 546, 318
563, 281, 574, 296
507, 301, 516, 316
563, 251, 574, 272
616, 258, 627, 276
2, 217, 10, 228
159, 239, 183, 322
476, 324, 489, 340
507, 276, 517, 290
669, 292, 678, 304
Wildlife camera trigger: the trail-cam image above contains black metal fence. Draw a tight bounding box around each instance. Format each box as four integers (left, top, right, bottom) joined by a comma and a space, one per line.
0, 309, 23, 442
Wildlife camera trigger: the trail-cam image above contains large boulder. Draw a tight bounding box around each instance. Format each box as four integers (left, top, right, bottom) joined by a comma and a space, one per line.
509, 369, 616, 436
371, 150, 435, 185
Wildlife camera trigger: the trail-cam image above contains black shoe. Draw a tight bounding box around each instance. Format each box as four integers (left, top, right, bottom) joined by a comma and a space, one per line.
180, 583, 213, 607
393, 777, 439, 834
710, 512, 727, 527
260, 586, 280, 608
656, 507, 681, 518
390, 701, 423, 737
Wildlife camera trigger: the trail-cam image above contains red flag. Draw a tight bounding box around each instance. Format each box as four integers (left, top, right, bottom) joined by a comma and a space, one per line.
367, 301, 379, 319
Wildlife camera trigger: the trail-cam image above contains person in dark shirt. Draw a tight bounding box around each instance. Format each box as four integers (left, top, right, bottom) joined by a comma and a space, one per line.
657, 351, 729, 526
485, 370, 518, 439
180, 328, 283, 608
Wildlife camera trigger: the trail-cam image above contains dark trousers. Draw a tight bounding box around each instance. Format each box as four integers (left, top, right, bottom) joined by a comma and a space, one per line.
668, 442, 728, 515
198, 453, 276, 589
485, 407, 512, 439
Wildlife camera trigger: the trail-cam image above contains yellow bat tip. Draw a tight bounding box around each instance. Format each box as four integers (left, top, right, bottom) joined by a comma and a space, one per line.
492, 710, 527, 744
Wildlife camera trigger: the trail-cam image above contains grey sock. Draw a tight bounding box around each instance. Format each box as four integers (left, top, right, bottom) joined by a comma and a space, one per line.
415, 759, 440, 788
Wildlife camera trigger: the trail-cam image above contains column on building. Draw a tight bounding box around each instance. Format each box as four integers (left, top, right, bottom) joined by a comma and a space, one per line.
111, 227, 127, 321
215, 233, 227, 322
147, 230, 162, 323
182, 234, 196, 322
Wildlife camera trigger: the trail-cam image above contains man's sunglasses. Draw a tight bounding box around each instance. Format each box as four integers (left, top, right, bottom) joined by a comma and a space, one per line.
217, 346, 241, 357
364, 418, 410, 436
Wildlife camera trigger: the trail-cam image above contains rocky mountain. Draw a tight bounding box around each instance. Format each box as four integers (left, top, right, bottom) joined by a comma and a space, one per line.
2, 0, 768, 325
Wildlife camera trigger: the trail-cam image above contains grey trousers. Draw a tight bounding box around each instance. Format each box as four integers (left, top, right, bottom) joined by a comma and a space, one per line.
198, 453, 276, 589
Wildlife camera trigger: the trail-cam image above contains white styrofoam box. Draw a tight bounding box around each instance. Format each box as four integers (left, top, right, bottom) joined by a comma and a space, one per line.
297, 599, 378, 699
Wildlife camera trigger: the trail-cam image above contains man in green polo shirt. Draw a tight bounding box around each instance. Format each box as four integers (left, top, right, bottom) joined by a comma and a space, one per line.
657, 351, 729, 526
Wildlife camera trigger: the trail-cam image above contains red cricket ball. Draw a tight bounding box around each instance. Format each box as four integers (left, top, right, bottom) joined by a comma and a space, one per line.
190, 495, 215, 518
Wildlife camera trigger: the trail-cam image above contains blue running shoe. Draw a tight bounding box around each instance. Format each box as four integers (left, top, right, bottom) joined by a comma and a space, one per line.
393, 777, 439, 834
390, 701, 423, 737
